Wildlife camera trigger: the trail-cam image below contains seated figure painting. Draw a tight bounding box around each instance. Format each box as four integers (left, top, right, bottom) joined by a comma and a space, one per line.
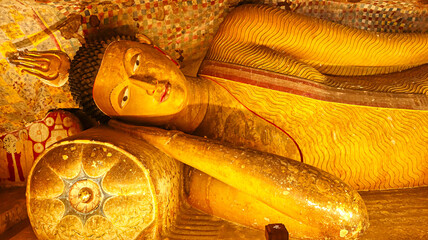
7, 3, 428, 240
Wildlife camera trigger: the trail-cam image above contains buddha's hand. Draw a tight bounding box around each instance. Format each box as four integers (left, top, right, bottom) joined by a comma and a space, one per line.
7, 50, 71, 87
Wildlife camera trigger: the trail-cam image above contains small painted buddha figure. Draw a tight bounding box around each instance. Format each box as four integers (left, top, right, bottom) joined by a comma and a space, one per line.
9, 3, 428, 240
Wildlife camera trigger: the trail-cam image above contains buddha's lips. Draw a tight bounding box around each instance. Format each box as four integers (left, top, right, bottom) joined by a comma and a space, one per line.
159, 83, 170, 103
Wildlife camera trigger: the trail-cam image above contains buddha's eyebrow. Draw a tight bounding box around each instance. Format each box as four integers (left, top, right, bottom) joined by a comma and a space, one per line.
132, 74, 157, 83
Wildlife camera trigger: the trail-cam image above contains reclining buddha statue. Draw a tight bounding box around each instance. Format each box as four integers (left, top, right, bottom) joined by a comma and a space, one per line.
8, 3, 428, 240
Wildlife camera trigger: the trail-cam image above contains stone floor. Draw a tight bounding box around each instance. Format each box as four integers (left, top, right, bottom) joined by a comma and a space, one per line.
0, 187, 427, 239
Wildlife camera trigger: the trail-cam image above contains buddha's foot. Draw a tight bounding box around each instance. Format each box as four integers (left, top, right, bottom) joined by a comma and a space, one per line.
26, 127, 182, 240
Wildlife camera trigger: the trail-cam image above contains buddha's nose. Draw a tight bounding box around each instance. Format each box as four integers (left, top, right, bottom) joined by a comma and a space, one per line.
129, 75, 157, 93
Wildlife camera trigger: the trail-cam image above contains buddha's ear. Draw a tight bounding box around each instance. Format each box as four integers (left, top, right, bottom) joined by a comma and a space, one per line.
136, 34, 153, 45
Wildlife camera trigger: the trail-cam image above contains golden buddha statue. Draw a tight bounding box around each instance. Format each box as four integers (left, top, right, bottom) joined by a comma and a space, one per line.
86, 5, 428, 191
9, 3, 428, 240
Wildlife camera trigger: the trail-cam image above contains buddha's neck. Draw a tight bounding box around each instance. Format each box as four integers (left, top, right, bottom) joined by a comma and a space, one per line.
191, 77, 240, 132
168, 76, 209, 133
170, 76, 239, 134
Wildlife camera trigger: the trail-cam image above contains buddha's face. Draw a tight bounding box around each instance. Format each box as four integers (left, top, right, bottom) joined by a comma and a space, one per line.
93, 40, 189, 124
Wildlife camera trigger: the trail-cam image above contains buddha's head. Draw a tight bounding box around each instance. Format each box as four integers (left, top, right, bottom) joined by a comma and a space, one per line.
9, 34, 206, 131
92, 39, 190, 125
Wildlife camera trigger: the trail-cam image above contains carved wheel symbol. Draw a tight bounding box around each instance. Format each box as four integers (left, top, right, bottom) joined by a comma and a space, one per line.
68, 179, 101, 213
27, 141, 157, 239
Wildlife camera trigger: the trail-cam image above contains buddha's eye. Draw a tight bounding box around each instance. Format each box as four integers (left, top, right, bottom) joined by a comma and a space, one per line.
119, 86, 130, 109
133, 55, 141, 73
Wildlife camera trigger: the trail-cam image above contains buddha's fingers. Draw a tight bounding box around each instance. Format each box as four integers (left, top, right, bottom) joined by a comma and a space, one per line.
19, 51, 69, 65
20, 50, 52, 58
9, 50, 69, 64
7, 50, 70, 87
9, 55, 47, 65
21, 68, 59, 81
12, 60, 48, 71
9, 51, 52, 68
9, 58, 53, 78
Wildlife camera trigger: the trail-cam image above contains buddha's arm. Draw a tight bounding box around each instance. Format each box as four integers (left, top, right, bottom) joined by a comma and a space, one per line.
206, 4, 428, 78
110, 120, 369, 239
187, 169, 322, 238
206, 40, 327, 82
